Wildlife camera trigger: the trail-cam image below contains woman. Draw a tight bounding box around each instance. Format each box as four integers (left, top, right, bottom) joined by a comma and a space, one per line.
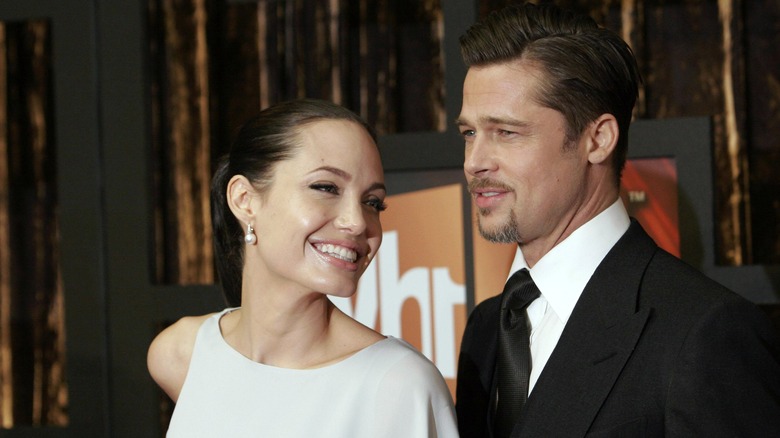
147, 99, 458, 437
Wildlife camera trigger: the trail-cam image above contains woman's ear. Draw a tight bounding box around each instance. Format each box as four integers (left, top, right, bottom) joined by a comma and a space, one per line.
226, 175, 257, 226
586, 114, 619, 165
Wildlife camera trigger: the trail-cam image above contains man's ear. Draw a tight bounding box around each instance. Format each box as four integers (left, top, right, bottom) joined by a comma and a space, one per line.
226, 175, 257, 226
586, 114, 619, 165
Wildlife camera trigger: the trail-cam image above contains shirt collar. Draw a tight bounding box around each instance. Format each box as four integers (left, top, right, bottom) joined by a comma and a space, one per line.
507, 199, 630, 323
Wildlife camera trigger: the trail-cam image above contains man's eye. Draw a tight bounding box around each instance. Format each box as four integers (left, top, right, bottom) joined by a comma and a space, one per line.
460, 129, 475, 137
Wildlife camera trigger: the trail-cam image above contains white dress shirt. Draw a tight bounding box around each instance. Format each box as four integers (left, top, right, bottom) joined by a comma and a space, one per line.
506, 199, 631, 394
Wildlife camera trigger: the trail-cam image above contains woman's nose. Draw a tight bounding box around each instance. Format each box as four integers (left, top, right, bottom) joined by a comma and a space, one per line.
334, 200, 367, 235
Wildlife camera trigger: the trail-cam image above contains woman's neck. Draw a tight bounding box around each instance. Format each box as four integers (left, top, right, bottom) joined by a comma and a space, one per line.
222, 286, 337, 368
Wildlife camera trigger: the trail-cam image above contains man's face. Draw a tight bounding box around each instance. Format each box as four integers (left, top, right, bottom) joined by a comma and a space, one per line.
457, 60, 591, 259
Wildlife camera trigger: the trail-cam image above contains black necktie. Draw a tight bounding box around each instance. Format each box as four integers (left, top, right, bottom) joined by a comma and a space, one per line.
493, 268, 541, 438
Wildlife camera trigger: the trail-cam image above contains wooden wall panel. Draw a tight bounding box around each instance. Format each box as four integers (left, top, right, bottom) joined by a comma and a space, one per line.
0, 19, 67, 428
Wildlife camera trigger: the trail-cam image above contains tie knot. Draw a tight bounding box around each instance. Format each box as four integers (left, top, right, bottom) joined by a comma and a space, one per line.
501, 268, 540, 312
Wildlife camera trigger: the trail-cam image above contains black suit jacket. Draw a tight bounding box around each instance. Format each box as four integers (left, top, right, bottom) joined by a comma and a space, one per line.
456, 220, 780, 437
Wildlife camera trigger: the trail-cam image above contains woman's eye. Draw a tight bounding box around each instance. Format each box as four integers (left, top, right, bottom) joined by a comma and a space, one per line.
365, 198, 387, 212
310, 183, 339, 194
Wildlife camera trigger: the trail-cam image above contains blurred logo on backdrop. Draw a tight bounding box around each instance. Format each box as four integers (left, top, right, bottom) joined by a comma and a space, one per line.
332, 184, 467, 395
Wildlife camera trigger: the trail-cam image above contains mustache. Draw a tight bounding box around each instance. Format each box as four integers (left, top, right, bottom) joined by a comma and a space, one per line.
467, 178, 514, 194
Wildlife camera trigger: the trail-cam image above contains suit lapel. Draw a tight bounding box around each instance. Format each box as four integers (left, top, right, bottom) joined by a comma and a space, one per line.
513, 221, 657, 437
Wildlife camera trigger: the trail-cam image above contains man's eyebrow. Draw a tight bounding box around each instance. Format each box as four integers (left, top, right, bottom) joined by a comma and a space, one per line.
455, 116, 531, 127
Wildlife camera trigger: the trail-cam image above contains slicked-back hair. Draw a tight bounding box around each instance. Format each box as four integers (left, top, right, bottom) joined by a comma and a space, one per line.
460, 2, 641, 184
211, 99, 376, 307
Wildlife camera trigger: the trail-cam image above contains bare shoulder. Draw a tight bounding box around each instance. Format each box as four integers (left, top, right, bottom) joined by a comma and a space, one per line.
147, 313, 214, 402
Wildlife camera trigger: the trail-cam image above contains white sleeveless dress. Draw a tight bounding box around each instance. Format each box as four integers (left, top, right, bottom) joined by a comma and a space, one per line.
166, 309, 458, 437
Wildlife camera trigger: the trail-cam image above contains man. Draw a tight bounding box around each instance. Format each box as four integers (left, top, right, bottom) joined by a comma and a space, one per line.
454, 3, 780, 437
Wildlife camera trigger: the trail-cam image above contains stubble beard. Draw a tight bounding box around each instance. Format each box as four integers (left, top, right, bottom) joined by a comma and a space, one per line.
476, 208, 520, 244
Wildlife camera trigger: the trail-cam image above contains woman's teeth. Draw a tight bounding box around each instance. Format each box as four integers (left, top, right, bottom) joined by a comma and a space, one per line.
314, 243, 357, 263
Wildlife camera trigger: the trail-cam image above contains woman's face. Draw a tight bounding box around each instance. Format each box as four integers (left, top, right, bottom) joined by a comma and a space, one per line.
247, 119, 385, 298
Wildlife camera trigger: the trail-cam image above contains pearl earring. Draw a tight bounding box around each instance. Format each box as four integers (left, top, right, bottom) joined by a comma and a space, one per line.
244, 224, 257, 245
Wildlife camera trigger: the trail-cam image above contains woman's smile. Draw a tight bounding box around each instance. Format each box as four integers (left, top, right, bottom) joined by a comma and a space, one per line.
313, 242, 358, 263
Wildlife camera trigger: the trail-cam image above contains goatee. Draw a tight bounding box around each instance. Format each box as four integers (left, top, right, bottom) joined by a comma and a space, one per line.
477, 209, 520, 244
